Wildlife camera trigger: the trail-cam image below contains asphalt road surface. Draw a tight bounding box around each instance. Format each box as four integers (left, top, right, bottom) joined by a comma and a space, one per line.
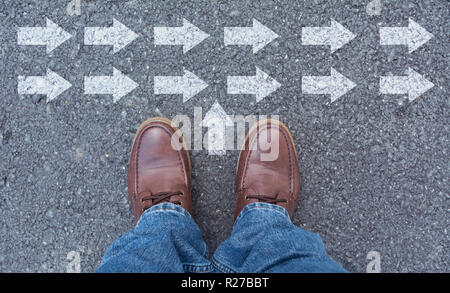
0, 0, 448, 272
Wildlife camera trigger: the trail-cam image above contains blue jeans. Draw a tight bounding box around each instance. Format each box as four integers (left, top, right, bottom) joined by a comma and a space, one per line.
96, 202, 347, 273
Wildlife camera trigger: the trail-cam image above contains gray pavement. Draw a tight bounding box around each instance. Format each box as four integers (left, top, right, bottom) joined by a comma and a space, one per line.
0, 0, 448, 272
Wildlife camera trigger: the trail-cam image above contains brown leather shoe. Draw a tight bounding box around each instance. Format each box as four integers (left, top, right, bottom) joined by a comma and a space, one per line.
128, 117, 192, 223
235, 119, 300, 220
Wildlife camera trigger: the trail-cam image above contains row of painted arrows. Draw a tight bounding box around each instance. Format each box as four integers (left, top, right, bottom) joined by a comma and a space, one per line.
18, 66, 433, 103
17, 17, 434, 102
18, 18, 433, 55
16, 18, 280, 54
17, 66, 278, 103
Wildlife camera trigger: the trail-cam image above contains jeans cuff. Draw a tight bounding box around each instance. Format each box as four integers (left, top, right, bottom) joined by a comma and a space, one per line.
137, 202, 191, 226
235, 202, 291, 224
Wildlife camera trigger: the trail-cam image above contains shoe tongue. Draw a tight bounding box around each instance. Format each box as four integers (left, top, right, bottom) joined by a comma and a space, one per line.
246, 186, 259, 196
139, 165, 183, 193
245, 166, 282, 196
246, 184, 279, 199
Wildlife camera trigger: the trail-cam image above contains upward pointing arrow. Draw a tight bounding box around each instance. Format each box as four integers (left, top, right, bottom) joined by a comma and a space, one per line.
84, 67, 139, 103
302, 68, 356, 103
17, 18, 72, 53
380, 67, 434, 102
380, 18, 433, 53
154, 19, 210, 53
227, 67, 281, 103
154, 69, 208, 103
202, 101, 234, 156
302, 19, 356, 53
224, 19, 279, 54
18, 69, 72, 102
84, 18, 139, 53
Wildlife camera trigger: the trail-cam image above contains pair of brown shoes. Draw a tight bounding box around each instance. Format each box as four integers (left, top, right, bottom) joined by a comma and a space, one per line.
128, 117, 300, 224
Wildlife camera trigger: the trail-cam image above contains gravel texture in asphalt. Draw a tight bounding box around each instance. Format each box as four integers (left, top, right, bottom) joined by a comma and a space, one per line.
0, 0, 448, 272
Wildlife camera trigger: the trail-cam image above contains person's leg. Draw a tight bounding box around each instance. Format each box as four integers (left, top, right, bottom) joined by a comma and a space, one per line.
212, 202, 346, 273
212, 119, 347, 273
97, 203, 212, 273
97, 117, 212, 273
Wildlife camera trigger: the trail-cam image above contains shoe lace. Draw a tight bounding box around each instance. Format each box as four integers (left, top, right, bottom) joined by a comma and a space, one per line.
139, 191, 183, 211
239, 187, 288, 204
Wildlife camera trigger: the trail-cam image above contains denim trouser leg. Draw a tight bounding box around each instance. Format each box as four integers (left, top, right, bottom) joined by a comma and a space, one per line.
96, 202, 347, 273
96, 203, 213, 273
212, 203, 348, 273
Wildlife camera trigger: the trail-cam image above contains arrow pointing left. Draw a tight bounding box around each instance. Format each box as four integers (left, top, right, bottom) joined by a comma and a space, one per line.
17, 18, 72, 53
18, 69, 72, 102
84, 18, 139, 53
84, 67, 139, 103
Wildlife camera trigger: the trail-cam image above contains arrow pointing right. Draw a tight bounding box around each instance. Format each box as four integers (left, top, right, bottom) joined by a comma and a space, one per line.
302, 19, 356, 53
84, 67, 139, 103
17, 18, 72, 53
380, 18, 433, 53
224, 19, 279, 54
154, 19, 210, 53
154, 69, 208, 103
302, 68, 356, 103
227, 67, 281, 103
380, 67, 434, 102
84, 18, 139, 53
18, 69, 72, 102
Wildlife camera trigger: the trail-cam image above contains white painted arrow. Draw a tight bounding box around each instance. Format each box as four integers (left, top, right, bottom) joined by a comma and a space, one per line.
18, 69, 72, 102
227, 67, 281, 103
154, 19, 210, 53
84, 18, 139, 53
302, 68, 356, 103
302, 19, 356, 53
380, 67, 434, 102
380, 18, 433, 53
84, 67, 138, 103
154, 69, 208, 103
224, 19, 279, 54
17, 18, 72, 53
202, 101, 234, 156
